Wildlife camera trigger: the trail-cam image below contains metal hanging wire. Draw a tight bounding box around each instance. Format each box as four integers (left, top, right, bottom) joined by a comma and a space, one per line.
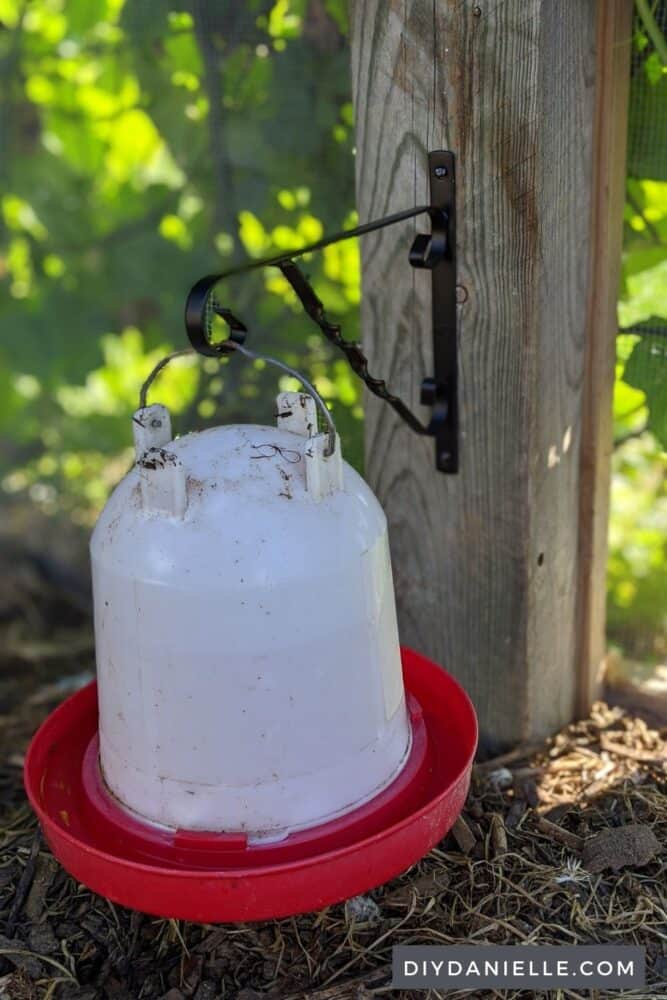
138, 342, 337, 457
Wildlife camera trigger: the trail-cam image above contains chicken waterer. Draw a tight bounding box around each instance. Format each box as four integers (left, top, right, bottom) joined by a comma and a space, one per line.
25, 157, 477, 922
98, 391, 413, 838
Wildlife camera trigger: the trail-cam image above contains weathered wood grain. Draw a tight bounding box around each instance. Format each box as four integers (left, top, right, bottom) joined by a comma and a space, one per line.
350, 0, 610, 748
576, 0, 633, 716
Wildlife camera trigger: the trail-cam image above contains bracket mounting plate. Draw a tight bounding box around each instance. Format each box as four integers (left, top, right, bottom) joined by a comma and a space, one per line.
412, 150, 458, 474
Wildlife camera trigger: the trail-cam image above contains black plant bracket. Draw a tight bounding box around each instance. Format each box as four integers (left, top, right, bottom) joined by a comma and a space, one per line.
184, 149, 458, 473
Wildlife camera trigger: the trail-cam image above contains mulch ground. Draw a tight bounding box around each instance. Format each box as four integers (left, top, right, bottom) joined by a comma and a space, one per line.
0, 605, 665, 998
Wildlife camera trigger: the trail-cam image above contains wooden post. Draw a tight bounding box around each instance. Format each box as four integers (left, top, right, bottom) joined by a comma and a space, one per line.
577, 1, 633, 716
350, 0, 632, 749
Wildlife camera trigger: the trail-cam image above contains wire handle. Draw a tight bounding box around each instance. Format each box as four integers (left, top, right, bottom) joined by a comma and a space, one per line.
138, 343, 337, 457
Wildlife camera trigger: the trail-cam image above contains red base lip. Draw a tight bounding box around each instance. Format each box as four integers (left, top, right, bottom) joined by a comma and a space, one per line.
24, 647, 478, 923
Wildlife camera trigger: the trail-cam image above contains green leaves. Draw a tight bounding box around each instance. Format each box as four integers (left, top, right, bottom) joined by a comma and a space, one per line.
618, 180, 667, 452
607, 432, 667, 654
627, 12, 667, 179
623, 333, 667, 448
0, 0, 358, 520
608, 10, 667, 659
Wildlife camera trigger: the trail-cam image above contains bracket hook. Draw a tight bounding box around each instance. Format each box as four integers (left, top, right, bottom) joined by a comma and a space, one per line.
184, 149, 458, 473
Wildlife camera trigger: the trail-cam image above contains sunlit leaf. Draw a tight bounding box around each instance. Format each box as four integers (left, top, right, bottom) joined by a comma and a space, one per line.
159, 213, 192, 249
618, 258, 667, 326
2, 195, 48, 240
267, 0, 304, 40
239, 211, 270, 256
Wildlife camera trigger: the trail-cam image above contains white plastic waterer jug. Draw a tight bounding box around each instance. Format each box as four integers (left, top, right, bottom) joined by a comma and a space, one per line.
91, 358, 411, 841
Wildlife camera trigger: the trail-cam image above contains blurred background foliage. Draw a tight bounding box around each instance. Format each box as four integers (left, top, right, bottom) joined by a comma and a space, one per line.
0, 0, 360, 524
610, 1, 666, 665
0, 0, 664, 664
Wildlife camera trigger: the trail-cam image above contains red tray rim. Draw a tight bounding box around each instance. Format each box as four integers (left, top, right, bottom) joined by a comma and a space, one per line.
25, 648, 478, 881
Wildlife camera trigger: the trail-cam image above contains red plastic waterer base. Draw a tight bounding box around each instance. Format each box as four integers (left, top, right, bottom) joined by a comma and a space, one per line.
24, 648, 477, 923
